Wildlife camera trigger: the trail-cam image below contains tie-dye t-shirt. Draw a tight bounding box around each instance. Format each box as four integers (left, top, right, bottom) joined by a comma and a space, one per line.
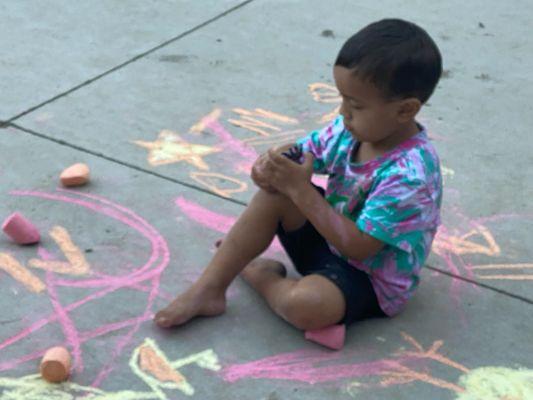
296, 115, 442, 316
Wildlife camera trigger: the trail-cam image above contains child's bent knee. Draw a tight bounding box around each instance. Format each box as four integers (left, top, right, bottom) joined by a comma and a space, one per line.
279, 286, 334, 330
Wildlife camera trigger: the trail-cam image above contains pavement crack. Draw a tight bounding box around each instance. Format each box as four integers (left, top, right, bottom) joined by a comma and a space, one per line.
4, 0, 255, 125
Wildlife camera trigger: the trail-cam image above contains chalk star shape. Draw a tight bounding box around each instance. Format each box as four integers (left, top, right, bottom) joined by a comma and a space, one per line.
134, 130, 221, 170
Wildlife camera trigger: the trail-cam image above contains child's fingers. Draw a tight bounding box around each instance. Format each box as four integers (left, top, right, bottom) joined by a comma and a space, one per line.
267, 148, 291, 166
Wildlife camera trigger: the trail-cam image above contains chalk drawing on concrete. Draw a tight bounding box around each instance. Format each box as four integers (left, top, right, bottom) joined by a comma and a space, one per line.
221, 331, 533, 399
0, 338, 220, 399
433, 209, 533, 284
1, 189, 170, 386
0, 226, 91, 294
133, 129, 221, 169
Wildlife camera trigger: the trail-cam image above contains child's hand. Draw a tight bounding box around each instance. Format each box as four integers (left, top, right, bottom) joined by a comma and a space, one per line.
263, 148, 314, 198
251, 153, 278, 193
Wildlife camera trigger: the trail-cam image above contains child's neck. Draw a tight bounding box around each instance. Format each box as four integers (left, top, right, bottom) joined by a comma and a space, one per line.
353, 121, 420, 164
368, 120, 420, 153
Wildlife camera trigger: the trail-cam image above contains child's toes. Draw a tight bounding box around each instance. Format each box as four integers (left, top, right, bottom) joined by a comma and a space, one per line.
154, 310, 173, 328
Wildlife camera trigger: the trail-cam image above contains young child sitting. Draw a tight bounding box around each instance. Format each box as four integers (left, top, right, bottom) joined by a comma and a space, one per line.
154, 18, 443, 331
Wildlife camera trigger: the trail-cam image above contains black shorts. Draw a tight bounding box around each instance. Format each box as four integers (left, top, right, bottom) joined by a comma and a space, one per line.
276, 186, 386, 325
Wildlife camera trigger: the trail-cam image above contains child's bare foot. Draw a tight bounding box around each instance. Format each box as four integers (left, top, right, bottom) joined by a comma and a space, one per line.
154, 285, 226, 328
240, 258, 287, 289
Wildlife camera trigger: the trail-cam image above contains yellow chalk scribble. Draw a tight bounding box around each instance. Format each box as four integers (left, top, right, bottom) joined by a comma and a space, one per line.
133, 130, 221, 169
442, 165, 455, 178
29, 226, 90, 275
130, 338, 221, 398
228, 108, 298, 137
190, 172, 248, 198
308, 82, 341, 124
470, 263, 533, 281
0, 339, 220, 399
457, 367, 533, 400
241, 129, 305, 147
317, 105, 341, 124
189, 108, 223, 134
432, 224, 501, 258
308, 83, 341, 103
0, 253, 45, 293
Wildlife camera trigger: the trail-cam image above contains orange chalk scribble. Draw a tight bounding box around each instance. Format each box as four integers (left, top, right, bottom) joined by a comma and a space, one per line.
228, 108, 298, 137
190, 172, 248, 198
380, 332, 469, 394
308, 83, 341, 103
0, 253, 45, 293
470, 263, 533, 280
139, 343, 186, 385
29, 226, 90, 275
308, 82, 341, 124
433, 224, 501, 258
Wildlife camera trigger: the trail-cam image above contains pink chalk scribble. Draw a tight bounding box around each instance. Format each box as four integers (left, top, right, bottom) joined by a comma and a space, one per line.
175, 196, 284, 255
1, 189, 170, 388
221, 349, 394, 384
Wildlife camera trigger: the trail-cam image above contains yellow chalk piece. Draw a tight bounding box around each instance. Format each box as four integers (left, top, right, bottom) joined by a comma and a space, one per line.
29, 226, 90, 275
0, 253, 45, 293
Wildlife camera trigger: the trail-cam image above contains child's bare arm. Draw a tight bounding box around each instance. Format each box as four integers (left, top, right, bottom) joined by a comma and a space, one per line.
290, 184, 384, 260
263, 149, 384, 260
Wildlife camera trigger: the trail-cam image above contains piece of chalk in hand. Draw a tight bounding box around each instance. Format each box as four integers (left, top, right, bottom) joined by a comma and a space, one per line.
40, 346, 71, 383
282, 144, 303, 163
60, 163, 90, 187
2, 212, 40, 245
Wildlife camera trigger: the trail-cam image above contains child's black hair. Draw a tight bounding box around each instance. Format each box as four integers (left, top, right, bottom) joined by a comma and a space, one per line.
335, 18, 442, 104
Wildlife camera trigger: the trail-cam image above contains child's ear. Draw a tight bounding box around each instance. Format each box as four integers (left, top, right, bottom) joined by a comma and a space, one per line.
396, 97, 422, 123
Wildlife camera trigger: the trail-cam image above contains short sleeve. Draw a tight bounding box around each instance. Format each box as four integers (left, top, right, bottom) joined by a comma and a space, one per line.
356, 174, 434, 253
296, 116, 344, 175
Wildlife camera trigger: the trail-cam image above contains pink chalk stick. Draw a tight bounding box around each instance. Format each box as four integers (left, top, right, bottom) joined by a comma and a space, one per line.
2, 212, 40, 245
305, 324, 346, 350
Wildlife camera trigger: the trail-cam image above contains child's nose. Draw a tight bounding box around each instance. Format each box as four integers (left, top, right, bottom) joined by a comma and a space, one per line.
340, 102, 351, 121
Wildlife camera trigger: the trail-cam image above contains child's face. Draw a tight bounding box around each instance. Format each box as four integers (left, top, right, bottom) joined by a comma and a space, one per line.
333, 66, 408, 144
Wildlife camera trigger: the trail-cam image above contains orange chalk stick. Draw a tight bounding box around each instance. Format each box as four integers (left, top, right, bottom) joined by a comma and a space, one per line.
40, 346, 71, 383
60, 163, 90, 187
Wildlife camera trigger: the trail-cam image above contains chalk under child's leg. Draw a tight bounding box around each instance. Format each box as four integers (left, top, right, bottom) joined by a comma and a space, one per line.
240, 258, 346, 331
154, 189, 308, 328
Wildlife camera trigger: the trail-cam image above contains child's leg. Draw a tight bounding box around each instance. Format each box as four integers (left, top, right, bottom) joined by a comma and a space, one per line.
155, 189, 314, 328
240, 258, 345, 330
